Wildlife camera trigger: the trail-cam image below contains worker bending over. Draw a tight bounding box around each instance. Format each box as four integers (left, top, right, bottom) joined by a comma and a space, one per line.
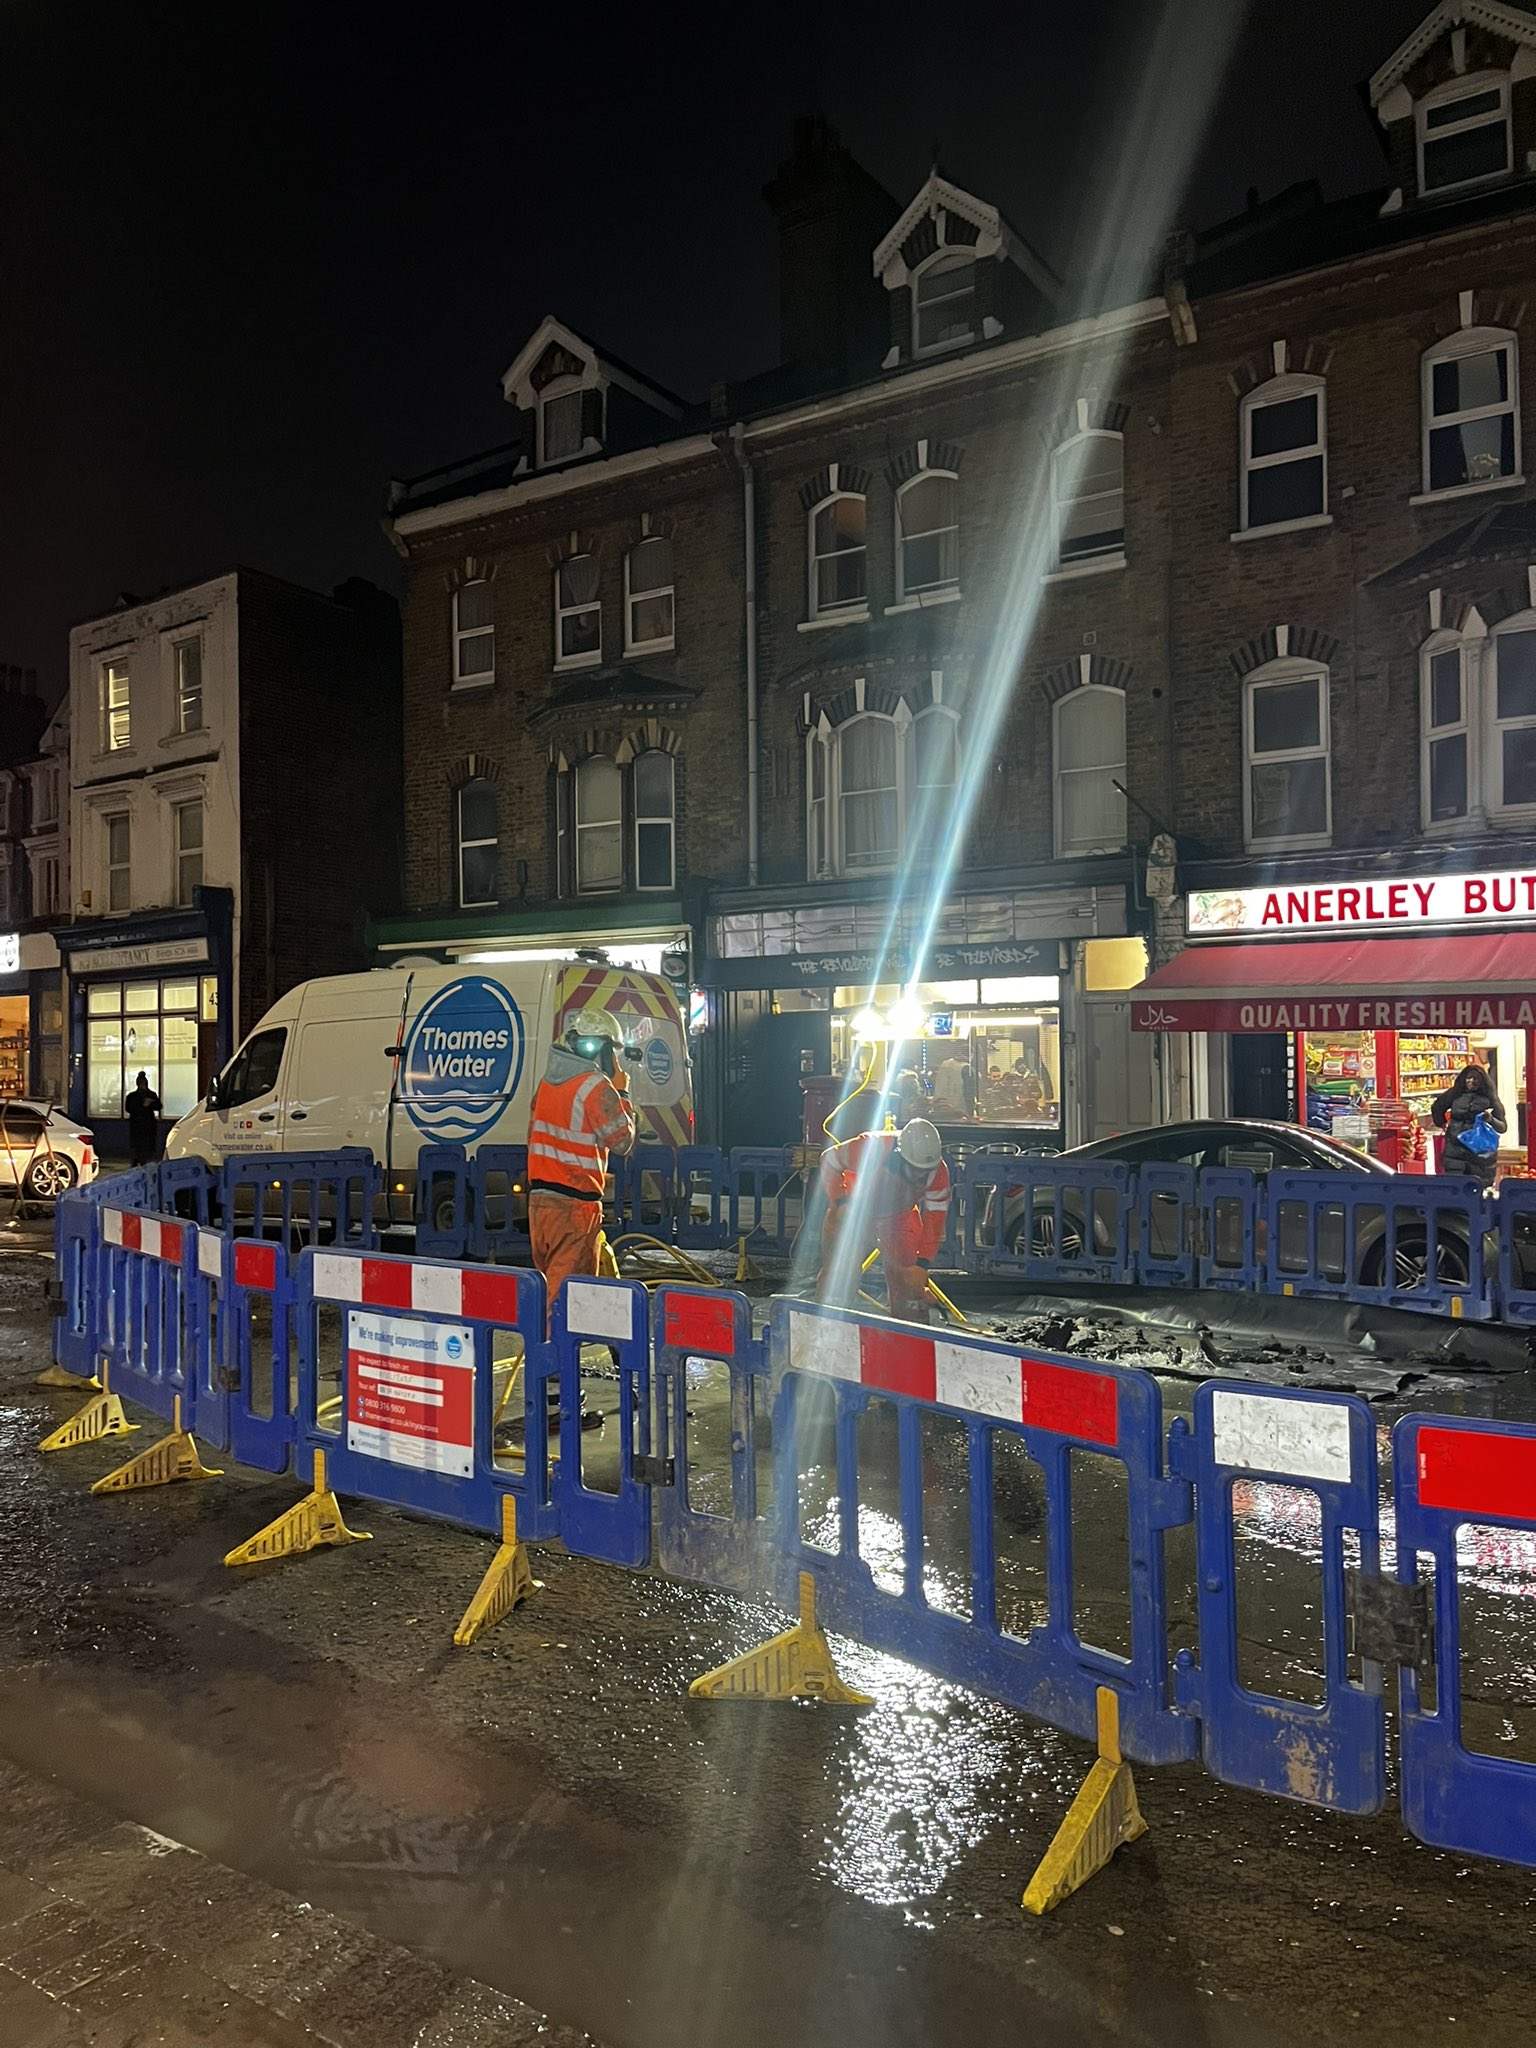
527, 1009, 638, 1325
818, 1119, 951, 1324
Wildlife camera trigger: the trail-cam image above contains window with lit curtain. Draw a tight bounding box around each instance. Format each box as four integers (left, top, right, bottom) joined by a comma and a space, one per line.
837, 714, 900, 869
456, 778, 499, 907
575, 756, 623, 892
1053, 688, 1126, 856
809, 493, 867, 616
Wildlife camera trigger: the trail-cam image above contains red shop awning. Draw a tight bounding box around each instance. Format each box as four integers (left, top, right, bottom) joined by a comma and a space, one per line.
1131, 932, 1536, 1033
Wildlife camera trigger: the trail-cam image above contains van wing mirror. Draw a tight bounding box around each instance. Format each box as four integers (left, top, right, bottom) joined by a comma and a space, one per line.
206, 1078, 223, 1112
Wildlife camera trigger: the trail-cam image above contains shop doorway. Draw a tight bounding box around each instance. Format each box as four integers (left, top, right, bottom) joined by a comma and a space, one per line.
1231, 1033, 1292, 1122
1084, 999, 1157, 1140
0, 994, 28, 1099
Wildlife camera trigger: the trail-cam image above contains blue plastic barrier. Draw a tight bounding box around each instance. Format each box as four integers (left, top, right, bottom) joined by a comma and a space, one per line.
1267, 1170, 1493, 1318
96, 1206, 191, 1427
611, 1146, 678, 1240
158, 1157, 218, 1224
210, 1231, 300, 1473
1169, 1382, 1385, 1814
550, 1276, 653, 1567
219, 1149, 380, 1250
467, 1145, 532, 1263
728, 1147, 799, 1256
1198, 1167, 1263, 1291
1393, 1415, 1536, 1865
651, 1285, 769, 1594
299, 1245, 555, 1543
768, 1298, 1196, 1765
414, 1144, 474, 1260
52, 1190, 100, 1378
1136, 1163, 1198, 1286
674, 1146, 732, 1252
1495, 1178, 1536, 1324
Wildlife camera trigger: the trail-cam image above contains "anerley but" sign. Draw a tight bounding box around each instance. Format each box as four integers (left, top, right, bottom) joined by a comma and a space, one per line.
1188, 868, 1536, 938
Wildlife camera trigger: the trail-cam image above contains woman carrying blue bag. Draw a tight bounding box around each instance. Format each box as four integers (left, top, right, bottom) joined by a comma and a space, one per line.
1432, 1063, 1507, 1187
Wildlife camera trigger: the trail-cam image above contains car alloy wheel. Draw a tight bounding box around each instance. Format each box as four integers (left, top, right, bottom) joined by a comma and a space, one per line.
1014, 1208, 1086, 1261
25, 1154, 76, 1200
1370, 1232, 1471, 1292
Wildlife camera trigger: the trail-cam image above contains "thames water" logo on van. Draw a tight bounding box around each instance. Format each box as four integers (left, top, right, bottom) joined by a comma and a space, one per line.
399, 976, 525, 1144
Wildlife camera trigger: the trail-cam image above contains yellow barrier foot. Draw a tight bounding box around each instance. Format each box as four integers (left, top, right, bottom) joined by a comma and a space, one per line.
223, 1449, 371, 1567
453, 1495, 540, 1646
688, 1573, 873, 1705
90, 1397, 219, 1494
1022, 1687, 1148, 1916
734, 1237, 764, 1284
36, 1364, 101, 1391
40, 1363, 134, 1453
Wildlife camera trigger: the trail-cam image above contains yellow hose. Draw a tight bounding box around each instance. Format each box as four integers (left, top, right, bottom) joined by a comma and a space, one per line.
609, 1231, 720, 1289
824, 1040, 877, 1140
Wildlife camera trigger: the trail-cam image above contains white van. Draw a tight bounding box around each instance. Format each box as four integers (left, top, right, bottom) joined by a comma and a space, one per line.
164, 960, 693, 1176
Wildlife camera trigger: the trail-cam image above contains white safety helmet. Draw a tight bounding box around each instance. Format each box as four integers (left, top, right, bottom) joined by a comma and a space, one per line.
897, 1118, 943, 1173
566, 1008, 622, 1053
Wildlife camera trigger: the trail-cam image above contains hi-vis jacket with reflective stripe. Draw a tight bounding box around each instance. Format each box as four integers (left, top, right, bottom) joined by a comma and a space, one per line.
528, 1052, 637, 1200
819, 1130, 952, 1261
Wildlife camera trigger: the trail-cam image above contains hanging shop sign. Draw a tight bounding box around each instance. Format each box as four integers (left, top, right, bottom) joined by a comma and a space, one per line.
1188, 869, 1536, 939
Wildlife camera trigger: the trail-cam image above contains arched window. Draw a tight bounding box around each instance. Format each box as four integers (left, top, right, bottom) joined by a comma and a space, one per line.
808, 491, 867, 618
1051, 431, 1125, 567
453, 580, 495, 685
1243, 658, 1331, 850
913, 250, 976, 356
1418, 72, 1511, 196
805, 703, 961, 878
633, 749, 675, 890
625, 537, 674, 653
574, 755, 622, 893
1052, 688, 1126, 857
896, 471, 959, 601
456, 778, 499, 908
1422, 325, 1519, 497
555, 554, 601, 667
1240, 375, 1326, 531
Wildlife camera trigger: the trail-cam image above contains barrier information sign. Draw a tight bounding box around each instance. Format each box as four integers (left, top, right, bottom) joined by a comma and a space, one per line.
345, 1310, 474, 1477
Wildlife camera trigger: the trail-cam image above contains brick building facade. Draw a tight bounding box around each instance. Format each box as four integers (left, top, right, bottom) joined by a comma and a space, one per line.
385, 0, 1536, 1159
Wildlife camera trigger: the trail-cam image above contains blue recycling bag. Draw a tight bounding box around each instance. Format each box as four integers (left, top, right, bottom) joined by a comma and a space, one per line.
1457, 1112, 1500, 1157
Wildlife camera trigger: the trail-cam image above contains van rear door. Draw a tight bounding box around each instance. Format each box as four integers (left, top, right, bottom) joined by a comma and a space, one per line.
555, 965, 692, 1148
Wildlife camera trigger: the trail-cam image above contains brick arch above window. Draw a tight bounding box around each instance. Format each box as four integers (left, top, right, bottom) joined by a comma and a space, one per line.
798, 670, 962, 734
546, 531, 602, 569
444, 751, 503, 788
443, 556, 498, 593
1229, 338, 1331, 397
797, 461, 872, 512
886, 437, 964, 489
1039, 653, 1134, 704
615, 720, 685, 766
1042, 396, 1129, 448
1226, 624, 1338, 679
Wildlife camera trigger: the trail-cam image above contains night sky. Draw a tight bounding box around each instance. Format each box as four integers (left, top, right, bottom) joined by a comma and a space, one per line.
0, 0, 1440, 701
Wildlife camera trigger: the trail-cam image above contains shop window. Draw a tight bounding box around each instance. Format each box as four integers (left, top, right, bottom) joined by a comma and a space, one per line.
896, 472, 959, 601
633, 750, 675, 891
1421, 327, 1519, 497
807, 706, 960, 879
1052, 430, 1125, 568
174, 799, 203, 907
455, 778, 499, 907
1244, 660, 1331, 851
102, 661, 130, 752
624, 537, 674, 653
105, 813, 130, 912
808, 491, 867, 618
1418, 73, 1511, 197
1053, 686, 1126, 857
555, 554, 602, 668
575, 755, 623, 893
86, 976, 204, 1120
1240, 376, 1326, 530
453, 581, 495, 686
174, 637, 204, 732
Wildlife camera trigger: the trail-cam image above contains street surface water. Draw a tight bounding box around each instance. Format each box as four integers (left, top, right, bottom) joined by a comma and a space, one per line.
2, 1243, 1536, 2045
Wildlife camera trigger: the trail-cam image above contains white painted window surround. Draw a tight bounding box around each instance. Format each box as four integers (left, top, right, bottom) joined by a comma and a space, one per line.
1243, 656, 1331, 852
805, 704, 959, 880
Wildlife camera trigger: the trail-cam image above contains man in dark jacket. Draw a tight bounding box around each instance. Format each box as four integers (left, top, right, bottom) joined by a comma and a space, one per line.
1432, 1063, 1506, 1186
124, 1071, 162, 1166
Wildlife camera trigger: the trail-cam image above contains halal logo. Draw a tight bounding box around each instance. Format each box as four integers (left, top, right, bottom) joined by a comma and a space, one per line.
399, 976, 525, 1145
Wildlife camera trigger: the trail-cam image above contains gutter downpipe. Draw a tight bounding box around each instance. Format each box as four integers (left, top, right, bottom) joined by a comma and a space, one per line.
729, 422, 759, 886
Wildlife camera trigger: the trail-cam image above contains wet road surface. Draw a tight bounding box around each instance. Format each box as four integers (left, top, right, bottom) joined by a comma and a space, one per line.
3, 1251, 1536, 2045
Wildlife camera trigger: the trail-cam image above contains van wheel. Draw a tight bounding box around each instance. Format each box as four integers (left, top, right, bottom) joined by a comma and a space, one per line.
433, 1198, 460, 1236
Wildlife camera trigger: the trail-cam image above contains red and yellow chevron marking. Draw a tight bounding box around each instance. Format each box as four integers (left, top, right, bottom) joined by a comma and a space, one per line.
557, 966, 692, 1151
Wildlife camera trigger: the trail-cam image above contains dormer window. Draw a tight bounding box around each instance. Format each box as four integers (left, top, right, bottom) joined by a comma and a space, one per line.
540, 380, 586, 466
914, 252, 977, 356
1419, 73, 1511, 195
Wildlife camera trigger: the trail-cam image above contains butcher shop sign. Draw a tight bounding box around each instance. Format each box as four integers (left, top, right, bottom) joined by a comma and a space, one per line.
1188, 867, 1536, 938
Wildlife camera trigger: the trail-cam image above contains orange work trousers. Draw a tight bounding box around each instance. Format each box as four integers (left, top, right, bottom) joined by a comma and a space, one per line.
529, 1191, 619, 1333
818, 1200, 930, 1323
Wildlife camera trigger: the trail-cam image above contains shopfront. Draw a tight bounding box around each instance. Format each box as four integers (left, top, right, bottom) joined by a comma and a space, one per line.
703, 883, 1146, 1152
0, 931, 66, 1104
1133, 860, 1536, 1173
61, 893, 234, 1150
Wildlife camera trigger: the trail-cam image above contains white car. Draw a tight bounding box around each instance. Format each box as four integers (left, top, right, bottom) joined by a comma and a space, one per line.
0, 1101, 97, 1199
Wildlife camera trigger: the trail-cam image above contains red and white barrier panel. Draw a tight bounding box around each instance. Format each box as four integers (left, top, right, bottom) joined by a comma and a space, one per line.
1416, 1424, 1536, 1518
785, 1308, 1119, 1447
311, 1250, 526, 1324
195, 1232, 286, 1291
101, 1209, 185, 1265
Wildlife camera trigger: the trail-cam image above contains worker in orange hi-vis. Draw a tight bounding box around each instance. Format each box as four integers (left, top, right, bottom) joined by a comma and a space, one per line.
817, 1118, 951, 1324
527, 1009, 638, 1330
